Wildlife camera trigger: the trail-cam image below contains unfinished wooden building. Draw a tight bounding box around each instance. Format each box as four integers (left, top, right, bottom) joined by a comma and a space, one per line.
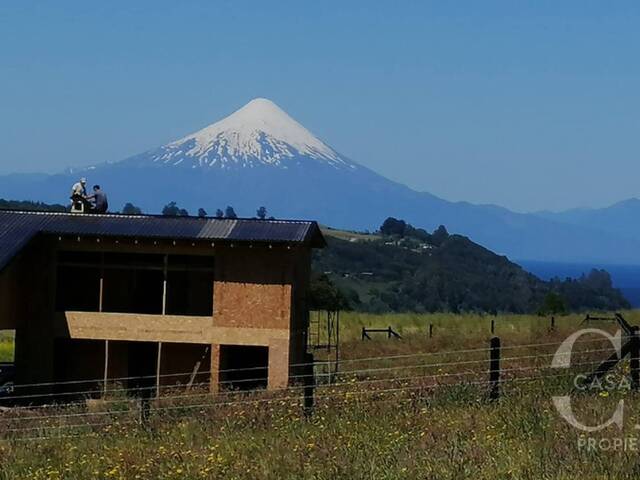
0, 210, 325, 398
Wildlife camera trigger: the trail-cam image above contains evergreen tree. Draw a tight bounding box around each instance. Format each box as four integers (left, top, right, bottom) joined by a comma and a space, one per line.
198, 208, 207, 218
122, 203, 142, 215
225, 206, 237, 219
538, 292, 567, 315
380, 217, 406, 237
256, 206, 267, 220
431, 225, 449, 246
162, 202, 179, 216
162, 202, 188, 216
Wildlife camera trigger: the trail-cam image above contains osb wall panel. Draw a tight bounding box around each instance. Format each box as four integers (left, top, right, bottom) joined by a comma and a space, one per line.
213, 247, 297, 330
56, 312, 212, 343
56, 312, 289, 347
267, 337, 290, 390
209, 326, 288, 346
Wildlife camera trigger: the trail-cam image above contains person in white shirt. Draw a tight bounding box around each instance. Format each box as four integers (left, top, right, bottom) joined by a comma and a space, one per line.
70, 177, 87, 200
70, 177, 88, 212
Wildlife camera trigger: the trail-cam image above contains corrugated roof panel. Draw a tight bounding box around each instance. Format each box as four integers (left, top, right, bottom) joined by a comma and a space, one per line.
227, 220, 312, 243
197, 219, 237, 239
0, 210, 325, 273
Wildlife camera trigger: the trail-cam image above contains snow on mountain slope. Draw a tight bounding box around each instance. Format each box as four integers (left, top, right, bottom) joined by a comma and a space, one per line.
138, 98, 357, 170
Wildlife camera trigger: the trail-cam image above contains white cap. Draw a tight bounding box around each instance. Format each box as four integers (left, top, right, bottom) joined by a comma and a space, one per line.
80, 177, 87, 184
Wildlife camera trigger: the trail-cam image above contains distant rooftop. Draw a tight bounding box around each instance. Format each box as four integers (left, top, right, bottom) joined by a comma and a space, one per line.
0, 210, 325, 272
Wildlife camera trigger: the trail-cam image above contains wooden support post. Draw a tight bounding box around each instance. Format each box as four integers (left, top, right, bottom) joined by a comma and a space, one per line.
490, 319, 495, 334
103, 340, 109, 398
98, 277, 104, 313
550, 316, 555, 331
98, 252, 104, 313
631, 327, 640, 391
156, 342, 162, 399
210, 344, 220, 395
489, 336, 501, 401
429, 324, 433, 339
187, 346, 210, 390
388, 326, 392, 339
361, 327, 366, 341
161, 255, 168, 315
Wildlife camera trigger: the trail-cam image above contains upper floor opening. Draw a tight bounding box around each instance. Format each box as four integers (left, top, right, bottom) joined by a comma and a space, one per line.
55, 251, 215, 317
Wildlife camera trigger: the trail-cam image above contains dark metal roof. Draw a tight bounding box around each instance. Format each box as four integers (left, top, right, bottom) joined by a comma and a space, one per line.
0, 210, 325, 273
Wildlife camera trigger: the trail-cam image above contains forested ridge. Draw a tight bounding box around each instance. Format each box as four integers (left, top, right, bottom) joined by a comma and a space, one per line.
312, 218, 630, 314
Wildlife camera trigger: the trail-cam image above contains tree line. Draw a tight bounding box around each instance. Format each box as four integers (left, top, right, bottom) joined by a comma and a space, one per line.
123, 202, 273, 219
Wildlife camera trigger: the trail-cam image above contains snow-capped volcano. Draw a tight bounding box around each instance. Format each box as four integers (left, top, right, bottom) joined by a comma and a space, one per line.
4, 96, 640, 265
138, 98, 356, 170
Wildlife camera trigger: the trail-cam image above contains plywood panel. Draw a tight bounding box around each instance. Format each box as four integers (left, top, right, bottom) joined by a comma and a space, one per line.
55, 312, 289, 345
213, 247, 295, 330
56, 312, 212, 343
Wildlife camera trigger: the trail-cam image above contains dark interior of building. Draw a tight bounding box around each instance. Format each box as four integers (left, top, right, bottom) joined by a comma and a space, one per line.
219, 345, 269, 390
55, 251, 214, 316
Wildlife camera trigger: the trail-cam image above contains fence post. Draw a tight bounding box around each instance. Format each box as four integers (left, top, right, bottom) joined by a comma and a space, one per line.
550, 316, 555, 331
303, 352, 315, 418
631, 327, 640, 391
490, 319, 495, 334
429, 324, 433, 339
489, 336, 501, 401
361, 327, 366, 341
388, 326, 392, 339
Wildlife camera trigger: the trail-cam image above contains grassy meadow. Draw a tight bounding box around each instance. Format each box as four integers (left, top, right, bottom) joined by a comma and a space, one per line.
0, 331, 14, 363
0, 311, 639, 479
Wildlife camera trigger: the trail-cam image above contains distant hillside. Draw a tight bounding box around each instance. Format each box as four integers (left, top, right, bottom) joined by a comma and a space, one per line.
519, 260, 640, 308
536, 198, 640, 242
0, 198, 67, 212
314, 220, 630, 314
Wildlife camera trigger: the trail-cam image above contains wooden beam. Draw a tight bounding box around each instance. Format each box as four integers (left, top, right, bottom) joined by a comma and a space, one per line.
210, 344, 220, 395
187, 345, 211, 390
98, 253, 104, 313
161, 255, 168, 315
55, 312, 289, 344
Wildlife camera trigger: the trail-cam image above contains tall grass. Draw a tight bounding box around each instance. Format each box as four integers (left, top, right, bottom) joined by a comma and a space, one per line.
1, 377, 639, 479
0, 313, 638, 479
336, 310, 640, 343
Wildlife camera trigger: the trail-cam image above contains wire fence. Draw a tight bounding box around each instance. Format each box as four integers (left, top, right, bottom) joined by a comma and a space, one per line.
0, 334, 626, 443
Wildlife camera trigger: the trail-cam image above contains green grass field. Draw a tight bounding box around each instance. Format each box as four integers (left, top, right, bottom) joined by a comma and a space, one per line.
0, 312, 638, 479
0, 331, 14, 363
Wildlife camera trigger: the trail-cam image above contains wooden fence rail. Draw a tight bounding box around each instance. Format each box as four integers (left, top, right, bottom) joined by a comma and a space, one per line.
361, 326, 402, 341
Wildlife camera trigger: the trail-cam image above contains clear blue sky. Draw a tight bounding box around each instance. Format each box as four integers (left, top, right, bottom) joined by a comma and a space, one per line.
1, 1, 639, 212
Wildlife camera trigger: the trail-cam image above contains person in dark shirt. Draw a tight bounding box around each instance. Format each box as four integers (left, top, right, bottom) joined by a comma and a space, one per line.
88, 185, 109, 214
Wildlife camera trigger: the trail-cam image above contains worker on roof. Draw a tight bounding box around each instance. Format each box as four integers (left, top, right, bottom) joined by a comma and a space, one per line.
87, 184, 109, 214
69, 177, 89, 213
70, 177, 87, 199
